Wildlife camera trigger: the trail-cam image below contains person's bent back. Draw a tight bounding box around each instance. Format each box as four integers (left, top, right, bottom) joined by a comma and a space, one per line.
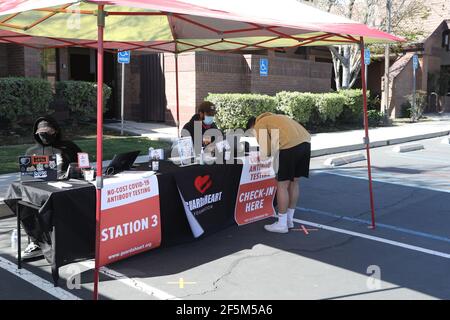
247, 112, 311, 234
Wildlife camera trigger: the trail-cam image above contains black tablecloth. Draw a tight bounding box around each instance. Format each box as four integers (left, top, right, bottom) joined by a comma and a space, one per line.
4, 160, 243, 271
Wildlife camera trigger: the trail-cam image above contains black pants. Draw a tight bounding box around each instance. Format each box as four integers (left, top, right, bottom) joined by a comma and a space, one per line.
20, 207, 51, 245
277, 142, 311, 182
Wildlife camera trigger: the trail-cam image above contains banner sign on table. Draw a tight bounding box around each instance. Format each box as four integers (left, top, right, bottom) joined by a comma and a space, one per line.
99, 173, 161, 266
175, 166, 240, 238
235, 155, 277, 225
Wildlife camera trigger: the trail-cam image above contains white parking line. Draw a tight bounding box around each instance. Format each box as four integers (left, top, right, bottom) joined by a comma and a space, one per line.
293, 218, 450, 259
0, 256, 81, 300
79, 261, 179, 300
390, 152, 450, 164
319, 171, 450, 193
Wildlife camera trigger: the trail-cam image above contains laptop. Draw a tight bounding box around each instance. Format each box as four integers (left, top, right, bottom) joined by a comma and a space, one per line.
19, 154, 59, 181
103, 150, 141, 175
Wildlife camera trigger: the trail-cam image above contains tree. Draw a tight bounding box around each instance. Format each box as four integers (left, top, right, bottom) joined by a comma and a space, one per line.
299, 0, 429, 90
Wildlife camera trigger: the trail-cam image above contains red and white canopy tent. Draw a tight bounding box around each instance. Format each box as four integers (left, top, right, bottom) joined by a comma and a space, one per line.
0, 0, 403, 299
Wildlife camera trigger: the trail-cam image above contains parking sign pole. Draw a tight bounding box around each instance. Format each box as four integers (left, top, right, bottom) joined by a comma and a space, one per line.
413, 56, 417, 115
121, 61, 125, 135
365, 63, 368, 91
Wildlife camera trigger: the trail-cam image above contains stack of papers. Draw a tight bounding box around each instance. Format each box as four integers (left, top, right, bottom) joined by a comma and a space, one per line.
48, 182, 73, 189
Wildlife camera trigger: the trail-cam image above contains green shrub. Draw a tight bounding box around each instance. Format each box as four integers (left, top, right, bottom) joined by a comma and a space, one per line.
275, 91, 316, 126
316, 92, 345, 123
338, 89, 367, 125
206, 93, 276, 130
368, 110, 382, 127
56, 81, 112, 124
400, 101, 412, 118
0, 77, 53, 128
406, 90, 427, 122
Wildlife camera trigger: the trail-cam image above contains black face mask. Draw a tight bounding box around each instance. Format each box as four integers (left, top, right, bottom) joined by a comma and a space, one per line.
38, 132, 56, 145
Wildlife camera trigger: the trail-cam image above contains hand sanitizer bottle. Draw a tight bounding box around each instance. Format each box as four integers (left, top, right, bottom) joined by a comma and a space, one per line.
200, 147, 205, 165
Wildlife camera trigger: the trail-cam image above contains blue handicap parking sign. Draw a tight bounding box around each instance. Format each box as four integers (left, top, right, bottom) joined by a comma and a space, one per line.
260, 58, 268, 77
364, 49, 371, 65
118, 51, 131, 64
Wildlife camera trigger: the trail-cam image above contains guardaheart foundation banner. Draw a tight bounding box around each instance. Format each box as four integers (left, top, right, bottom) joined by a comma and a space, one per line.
235, 155, 277, 225
99, 173, 161, 266
175, 165, 241, 238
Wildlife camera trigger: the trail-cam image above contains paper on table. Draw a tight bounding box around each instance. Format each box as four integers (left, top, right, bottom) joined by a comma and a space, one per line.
114, 171, 155, 178
48, 182, 73, 189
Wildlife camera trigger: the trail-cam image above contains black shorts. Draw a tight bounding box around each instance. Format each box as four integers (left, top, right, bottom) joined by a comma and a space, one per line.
277, 142, 311, 182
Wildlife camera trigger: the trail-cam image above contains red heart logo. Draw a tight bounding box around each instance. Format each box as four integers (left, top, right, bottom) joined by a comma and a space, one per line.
194, 175, 212, 194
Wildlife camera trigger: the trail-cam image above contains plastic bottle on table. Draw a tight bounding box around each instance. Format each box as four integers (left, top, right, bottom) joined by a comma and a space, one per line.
200, 147, 205, 165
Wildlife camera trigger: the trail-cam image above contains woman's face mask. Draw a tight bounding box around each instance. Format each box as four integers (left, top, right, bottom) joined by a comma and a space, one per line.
203, 116, 215, 126
38, 132, 56, 145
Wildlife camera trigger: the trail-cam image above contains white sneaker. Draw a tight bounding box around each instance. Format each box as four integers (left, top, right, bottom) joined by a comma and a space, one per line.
18, 242, 43, 260
287, 218, 294, 229
287, 209, 295, 229
264, 221, 289, 233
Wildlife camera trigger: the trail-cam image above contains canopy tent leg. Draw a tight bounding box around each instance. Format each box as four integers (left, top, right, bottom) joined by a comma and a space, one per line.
93, 4, 105, 301
360, 37, 376, 229
175, 53, 180, 137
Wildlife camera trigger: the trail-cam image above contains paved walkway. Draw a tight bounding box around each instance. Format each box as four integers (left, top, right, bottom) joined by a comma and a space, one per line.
1, 114, 449, 202
104, 120, 178, 141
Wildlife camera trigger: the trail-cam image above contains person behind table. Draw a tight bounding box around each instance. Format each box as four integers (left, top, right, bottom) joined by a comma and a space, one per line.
27, 116, 82, 172
182, 101, 218, 154
20, 116, 82, 260
246, 112, 311, 234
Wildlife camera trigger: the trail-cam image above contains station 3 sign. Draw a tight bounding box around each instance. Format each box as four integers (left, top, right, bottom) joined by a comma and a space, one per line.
100, 174, 161, 266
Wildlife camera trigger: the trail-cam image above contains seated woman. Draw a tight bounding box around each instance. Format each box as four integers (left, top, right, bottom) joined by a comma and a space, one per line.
21, 116, 82, 260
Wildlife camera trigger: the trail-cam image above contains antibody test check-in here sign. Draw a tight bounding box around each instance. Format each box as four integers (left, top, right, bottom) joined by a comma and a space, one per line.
100, 174, 161, 266
235, 156, 277, 225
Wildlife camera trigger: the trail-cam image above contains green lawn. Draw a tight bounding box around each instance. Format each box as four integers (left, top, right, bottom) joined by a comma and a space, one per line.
0, 136, 170, 175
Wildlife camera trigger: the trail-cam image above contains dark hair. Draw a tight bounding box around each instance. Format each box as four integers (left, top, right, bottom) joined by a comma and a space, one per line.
198, 101, 215, 114
246, 116, 256, 130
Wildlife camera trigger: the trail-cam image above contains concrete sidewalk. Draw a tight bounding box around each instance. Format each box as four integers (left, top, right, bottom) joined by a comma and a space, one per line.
104, 120, 177, 142
1, 115, 449, 202
311, 116, 450, 156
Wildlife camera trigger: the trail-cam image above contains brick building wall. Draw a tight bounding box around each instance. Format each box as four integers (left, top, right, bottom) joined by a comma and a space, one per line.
120, 55, 143, 121
164, 53, 197, 126
389, 55, 415, 117
23, 47, 41, 78
195, 52, 250, 108
164, 52, 332, 128
0, 44, 7, 77
384, 20, 450, 117
0, 44, 41, 77
246, 54, 331, 95
5, 44, 25, 76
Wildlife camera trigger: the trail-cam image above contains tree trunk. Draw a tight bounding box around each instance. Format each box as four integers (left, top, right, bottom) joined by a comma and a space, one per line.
341, 46, 351, 89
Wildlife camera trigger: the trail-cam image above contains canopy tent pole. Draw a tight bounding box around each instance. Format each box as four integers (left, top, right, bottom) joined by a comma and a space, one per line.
360, 37, 376, 229
93, 4, 105, 301
175, 53, 180, 137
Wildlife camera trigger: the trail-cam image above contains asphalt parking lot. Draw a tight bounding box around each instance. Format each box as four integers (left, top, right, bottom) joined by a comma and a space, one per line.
0, 136, 449, 300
